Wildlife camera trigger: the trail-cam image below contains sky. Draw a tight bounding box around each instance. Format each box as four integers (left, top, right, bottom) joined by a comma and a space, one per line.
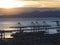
0, 0, 60, 16
0, 0, 60, 8
16, 0, 60, 8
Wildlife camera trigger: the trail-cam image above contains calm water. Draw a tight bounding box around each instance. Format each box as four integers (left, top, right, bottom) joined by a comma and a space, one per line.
0, 18, 60, 38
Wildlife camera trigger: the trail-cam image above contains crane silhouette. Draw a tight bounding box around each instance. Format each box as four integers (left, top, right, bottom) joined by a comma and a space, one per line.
52, 21, 60, 33
52, 21, 60, 26
1, 21, 60, 39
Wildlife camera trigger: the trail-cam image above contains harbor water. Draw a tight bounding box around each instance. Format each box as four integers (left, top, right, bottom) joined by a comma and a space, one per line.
0, 18, 60, 38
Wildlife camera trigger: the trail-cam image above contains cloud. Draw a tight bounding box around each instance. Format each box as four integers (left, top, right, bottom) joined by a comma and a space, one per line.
17, 0, 60, 2
15, 0, 60, 8
0, 0, 60, 8
20, 1, 60, 8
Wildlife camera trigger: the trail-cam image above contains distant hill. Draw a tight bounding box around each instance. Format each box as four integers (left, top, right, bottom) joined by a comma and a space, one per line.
0, 8, 60, 18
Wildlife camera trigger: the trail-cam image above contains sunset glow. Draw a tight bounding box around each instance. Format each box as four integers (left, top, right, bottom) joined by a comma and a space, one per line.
0, 0, 59, 9
0, 0, 60, 8
0, 0, 26, 8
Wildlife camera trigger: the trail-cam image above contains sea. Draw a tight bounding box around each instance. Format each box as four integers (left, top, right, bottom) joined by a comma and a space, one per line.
0, 18, 60, 38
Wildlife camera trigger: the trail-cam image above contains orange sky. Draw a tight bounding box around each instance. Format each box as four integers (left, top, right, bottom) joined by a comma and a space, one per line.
22, 1, 60, 8
0, 0, 60, 8
13, 0, 60, 8
0, 0, 60, 16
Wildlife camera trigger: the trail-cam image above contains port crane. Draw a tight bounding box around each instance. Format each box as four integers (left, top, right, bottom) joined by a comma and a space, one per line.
52, 21, 60, 33
0, 21, 60, 39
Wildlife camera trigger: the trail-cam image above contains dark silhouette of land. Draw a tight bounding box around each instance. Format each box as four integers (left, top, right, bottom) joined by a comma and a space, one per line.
0, 8, 60, 18
0, 10, 60, 18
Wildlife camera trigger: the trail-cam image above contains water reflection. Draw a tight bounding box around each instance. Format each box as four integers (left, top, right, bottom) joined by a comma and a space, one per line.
0, 21, 17, 30
0, 21, 17, 38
